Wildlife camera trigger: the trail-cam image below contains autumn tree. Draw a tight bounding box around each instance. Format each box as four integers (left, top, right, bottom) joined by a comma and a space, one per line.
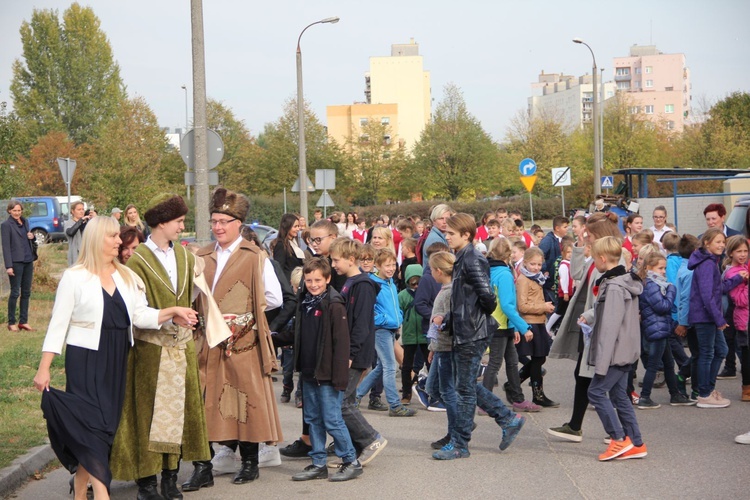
10, 3, 126, 145
80, 97, 182, 210
0, 101, 32, 198
340, 119, 408, 205
411, 84, 498, 200
11, 131, 78, 196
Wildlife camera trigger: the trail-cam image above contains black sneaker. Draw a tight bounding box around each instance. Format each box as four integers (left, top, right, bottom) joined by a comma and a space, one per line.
280, 388, 291, 404
280, 439, 312, 458
637, 397, 661, 410
431, 434, 451, 450
670, 393, 697, 406
368, 397, 388, 411
329, 460, 363, 482
717, 369, 737, 380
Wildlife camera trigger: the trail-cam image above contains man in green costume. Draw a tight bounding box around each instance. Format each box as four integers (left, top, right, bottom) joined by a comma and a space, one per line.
110, 195, 210, 500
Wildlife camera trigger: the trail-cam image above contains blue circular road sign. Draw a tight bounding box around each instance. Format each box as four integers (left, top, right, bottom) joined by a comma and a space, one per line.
519, 158, 537, 176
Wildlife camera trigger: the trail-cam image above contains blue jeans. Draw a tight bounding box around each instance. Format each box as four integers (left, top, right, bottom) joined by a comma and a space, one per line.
587, 365, 643, 446
433, 351, 457, 437
302, 380, 357, 467
356, 329, 400, 409
452, 339, 515, 449
641, 338, 679, 400
8, 261, 33, 325
341, 368, 378, 451
695, 322, 728, 397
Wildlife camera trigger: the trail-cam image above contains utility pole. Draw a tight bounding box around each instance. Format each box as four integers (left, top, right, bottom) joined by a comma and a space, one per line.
190, 0, 209, 242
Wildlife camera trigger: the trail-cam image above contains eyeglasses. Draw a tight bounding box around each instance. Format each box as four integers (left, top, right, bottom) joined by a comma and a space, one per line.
653, 215, 666, 220
309, 235, 334, 245
209, 218, 238, 227
360, 257, 374, 263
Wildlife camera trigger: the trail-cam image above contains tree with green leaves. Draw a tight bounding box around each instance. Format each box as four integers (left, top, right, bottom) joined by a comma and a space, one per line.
411, 84, 498, 201
80, 97, 182, 210
10, 3, 126, 145
0, 101, 31, 198
340, 119, 408, 205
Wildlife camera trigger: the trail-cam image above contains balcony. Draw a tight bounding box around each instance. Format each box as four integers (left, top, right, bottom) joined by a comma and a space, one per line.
614, 74, 632, 82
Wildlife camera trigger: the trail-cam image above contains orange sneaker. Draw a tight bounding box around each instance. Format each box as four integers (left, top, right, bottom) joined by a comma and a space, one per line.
616, 443, 647, 460
598, 437, 633, 461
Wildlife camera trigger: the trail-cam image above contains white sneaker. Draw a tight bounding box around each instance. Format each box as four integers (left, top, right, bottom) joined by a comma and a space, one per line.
735, 431, 750, 445
258, 444, 282, 468
211, 445, 239, 474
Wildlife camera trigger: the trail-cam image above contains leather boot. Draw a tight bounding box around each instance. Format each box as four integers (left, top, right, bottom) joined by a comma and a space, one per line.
181, 461, 214, 492
136, 476, 162, 500
742, 385, 750, 402
234, 442, 260, 484
160, 468, 183, 499
532, 382, 560, 408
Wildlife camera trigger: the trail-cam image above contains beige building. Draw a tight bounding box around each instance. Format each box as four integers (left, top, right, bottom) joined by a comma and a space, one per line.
326, 103, 399, 150
327, 39, 430, 152
613, 45, 690, 132
528, 71, 616, 132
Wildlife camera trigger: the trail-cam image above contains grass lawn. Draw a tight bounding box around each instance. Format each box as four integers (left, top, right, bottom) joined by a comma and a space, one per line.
0, 243, 67, 469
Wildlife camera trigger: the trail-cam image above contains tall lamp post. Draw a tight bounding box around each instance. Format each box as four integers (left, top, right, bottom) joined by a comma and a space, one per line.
296, 16, 339, 222
181, 84, 189, 135
573, 38, 601, 196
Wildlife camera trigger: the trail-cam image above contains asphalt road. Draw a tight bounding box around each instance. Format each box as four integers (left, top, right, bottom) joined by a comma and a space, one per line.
12, 357, 749, 499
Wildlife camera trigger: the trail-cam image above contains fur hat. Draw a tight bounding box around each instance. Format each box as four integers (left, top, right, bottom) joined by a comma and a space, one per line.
210, 187, 249, 221
143, 194, 188, 227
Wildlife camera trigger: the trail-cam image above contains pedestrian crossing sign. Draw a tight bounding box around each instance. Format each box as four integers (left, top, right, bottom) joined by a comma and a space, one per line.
601, 176, 614, 189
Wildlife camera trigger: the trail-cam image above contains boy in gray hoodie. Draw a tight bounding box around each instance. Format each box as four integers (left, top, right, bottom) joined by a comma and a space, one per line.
582, 237, 647, 462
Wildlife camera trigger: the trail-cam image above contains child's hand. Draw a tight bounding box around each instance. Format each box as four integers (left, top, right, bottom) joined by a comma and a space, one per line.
578, 316, 587, 325
513, 331, 521, 344
740, 270, 749, 282
563, 293, 569, 302
428, 351, 434, 363
524, 330, 533, 342
545, 302, 555, 313
718, 323, 729, 331
433, 315, 443, 326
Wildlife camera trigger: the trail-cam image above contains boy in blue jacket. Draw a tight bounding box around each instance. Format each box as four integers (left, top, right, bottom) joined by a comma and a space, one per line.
355, 248, 415, 417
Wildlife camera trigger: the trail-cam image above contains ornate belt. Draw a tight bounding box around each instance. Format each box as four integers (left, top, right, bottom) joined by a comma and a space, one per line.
219, 312, 257, 357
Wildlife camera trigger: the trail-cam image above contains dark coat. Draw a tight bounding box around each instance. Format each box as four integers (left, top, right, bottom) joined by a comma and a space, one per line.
414, 264, 442, 335
451, 244, 497, 345
1, 216, 34, 267
293, 287, 350, 390
341, 272, 379, 369
688, 249, 742, 326
538, 231, 561, 290
639, 278, 676, 340
266, 257, 297, 334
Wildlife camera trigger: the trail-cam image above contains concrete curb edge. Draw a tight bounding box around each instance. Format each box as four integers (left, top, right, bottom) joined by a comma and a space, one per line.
0, 444, 56, 498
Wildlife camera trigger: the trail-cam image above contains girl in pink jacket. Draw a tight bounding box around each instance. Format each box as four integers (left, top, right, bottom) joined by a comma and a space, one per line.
723, 235, 749, 402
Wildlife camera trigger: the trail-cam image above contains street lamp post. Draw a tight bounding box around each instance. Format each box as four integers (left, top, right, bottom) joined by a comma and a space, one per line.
181, 84, 189, 134
296, 16, 339, 222
573, 38, 601, 196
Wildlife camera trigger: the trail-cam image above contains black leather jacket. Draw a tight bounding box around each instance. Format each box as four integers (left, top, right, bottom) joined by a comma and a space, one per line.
451, 244, 497, 345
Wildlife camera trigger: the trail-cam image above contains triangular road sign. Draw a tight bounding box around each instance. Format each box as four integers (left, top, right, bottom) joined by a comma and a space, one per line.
520, 175, 537, 193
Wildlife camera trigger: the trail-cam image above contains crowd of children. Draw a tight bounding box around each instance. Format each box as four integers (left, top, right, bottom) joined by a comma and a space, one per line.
263, 201, 749, 479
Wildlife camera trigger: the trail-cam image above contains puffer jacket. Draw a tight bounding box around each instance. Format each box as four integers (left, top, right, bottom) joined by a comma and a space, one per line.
451, 244, 497, 345
639, 277, 676, 341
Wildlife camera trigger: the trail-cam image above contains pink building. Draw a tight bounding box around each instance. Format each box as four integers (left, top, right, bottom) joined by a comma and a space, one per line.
612, 45, 691, 132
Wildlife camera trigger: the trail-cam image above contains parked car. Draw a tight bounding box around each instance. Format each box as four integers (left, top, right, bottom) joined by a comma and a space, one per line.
245, 223, 278, 253
726, 196, 750, 237
1, 196, 66, 244
55, 195, 87, 220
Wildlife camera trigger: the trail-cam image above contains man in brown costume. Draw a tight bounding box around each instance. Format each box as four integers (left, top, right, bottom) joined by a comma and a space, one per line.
183, 188, 283, 489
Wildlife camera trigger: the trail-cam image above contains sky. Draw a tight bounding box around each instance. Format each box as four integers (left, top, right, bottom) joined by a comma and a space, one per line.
1, 0, 749, 142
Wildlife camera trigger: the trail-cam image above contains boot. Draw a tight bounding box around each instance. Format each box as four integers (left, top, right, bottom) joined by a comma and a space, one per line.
181, 461, 214, 492
234, 442, 260, 484
160, 468, 183, 499
742, 385, 750, 402
136, 476, 162, 500
532, 382, 560, 408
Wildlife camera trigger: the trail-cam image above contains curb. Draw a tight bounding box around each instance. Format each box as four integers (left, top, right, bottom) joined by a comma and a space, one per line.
0, 444, 56, 498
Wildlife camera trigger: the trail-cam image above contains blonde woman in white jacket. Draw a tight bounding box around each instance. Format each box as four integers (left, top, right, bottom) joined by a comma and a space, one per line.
33, 217, 197, 500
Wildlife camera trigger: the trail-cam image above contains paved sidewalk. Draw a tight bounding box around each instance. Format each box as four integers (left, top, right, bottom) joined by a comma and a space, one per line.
7, 357, 750, 499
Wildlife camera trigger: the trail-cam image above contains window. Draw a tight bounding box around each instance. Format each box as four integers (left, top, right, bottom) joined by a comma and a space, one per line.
359, 134, 369, 143
666, 121, 675, 130
635, 81, 641, 89
615, 67, 630, 76
665, 86, 673, 91
359, 118, 368, 127
381, 117, 390, 125
629, 106, 640, 114
606, 90, 614, 98
665, 104, 674, 113
645, 105, 654, 114
645, 66, 652, 74
635, 67, 641, 75
383, 135, 391, 145
645, 80, 653, 88
617, 81, 631, 90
